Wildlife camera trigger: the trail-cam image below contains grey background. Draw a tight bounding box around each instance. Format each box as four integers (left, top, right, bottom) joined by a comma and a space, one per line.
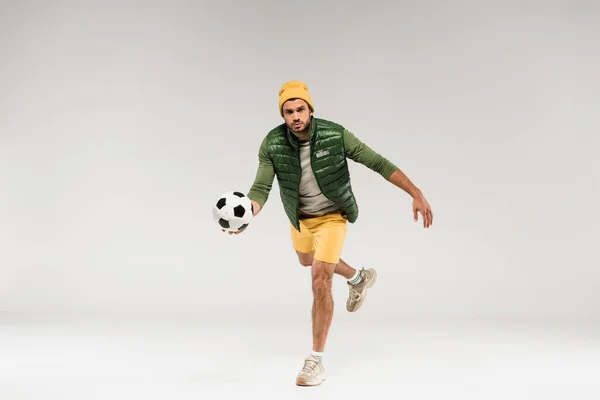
1, 0, 599, 322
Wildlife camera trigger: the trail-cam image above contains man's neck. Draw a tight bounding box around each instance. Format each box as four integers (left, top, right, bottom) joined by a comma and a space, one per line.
295, 133, 309, 142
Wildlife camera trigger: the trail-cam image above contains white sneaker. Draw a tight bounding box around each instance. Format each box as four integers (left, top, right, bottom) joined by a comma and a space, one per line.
295, 354, 326, 386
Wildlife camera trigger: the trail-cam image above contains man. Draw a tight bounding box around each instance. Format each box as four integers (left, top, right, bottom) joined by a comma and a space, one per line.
225, 81, 433, 386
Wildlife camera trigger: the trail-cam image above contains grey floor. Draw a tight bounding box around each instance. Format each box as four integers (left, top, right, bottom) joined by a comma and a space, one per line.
1, 314, 599, 399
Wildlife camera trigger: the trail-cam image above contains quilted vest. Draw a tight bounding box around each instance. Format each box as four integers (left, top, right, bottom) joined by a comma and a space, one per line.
265, 117, 359, 231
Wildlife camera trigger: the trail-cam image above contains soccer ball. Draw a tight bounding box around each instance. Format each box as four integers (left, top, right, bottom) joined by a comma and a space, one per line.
213, 191, 254, 232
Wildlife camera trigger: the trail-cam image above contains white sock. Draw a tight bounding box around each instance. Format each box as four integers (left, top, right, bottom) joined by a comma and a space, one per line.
348, 268, 363, 285
311, 350, 324, 363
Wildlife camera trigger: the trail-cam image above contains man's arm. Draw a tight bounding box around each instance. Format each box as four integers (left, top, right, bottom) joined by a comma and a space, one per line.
343, 129, 432, 227
343, 128, 421, 197
343, 129, 401, 184
246, 136, 275, 216
386, 169, 423, 199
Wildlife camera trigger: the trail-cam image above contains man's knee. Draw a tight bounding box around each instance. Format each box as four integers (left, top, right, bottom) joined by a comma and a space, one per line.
296, 251, 314, 267
311, 259, 336, 296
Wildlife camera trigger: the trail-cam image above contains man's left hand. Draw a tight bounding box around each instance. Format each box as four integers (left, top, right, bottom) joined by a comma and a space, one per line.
412, 194, 433, 228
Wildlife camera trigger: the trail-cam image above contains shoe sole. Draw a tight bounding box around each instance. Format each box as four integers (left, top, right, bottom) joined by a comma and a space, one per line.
296, 377, 326, 386
347, 270, 377, 312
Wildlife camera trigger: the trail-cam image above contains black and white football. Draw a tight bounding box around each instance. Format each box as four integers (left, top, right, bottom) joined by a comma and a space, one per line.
212, 191, 254, 232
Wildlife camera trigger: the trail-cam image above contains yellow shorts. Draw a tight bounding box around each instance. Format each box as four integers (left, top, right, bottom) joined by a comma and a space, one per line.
290, 212, 348, 264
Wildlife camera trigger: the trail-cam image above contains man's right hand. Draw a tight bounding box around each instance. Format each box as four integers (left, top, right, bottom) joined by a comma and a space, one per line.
222, 228, 246, 235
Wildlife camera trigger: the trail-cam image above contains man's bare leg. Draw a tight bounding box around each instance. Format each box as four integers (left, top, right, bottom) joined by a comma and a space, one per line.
334, 258, 357, 280
296, 250, 375, 313
311, 258, 336, 353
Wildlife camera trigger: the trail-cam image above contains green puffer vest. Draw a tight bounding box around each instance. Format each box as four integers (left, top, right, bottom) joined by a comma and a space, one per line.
265, 117, 359, 231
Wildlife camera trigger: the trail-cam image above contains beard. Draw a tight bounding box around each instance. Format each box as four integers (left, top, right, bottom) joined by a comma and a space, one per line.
289, 120, 309, 134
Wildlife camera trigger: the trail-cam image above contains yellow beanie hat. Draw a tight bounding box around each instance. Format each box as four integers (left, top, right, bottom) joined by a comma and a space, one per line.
278, 80, 314, 117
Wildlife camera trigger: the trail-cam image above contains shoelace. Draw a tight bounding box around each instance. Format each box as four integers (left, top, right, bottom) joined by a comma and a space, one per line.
302, 359, 319, 375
